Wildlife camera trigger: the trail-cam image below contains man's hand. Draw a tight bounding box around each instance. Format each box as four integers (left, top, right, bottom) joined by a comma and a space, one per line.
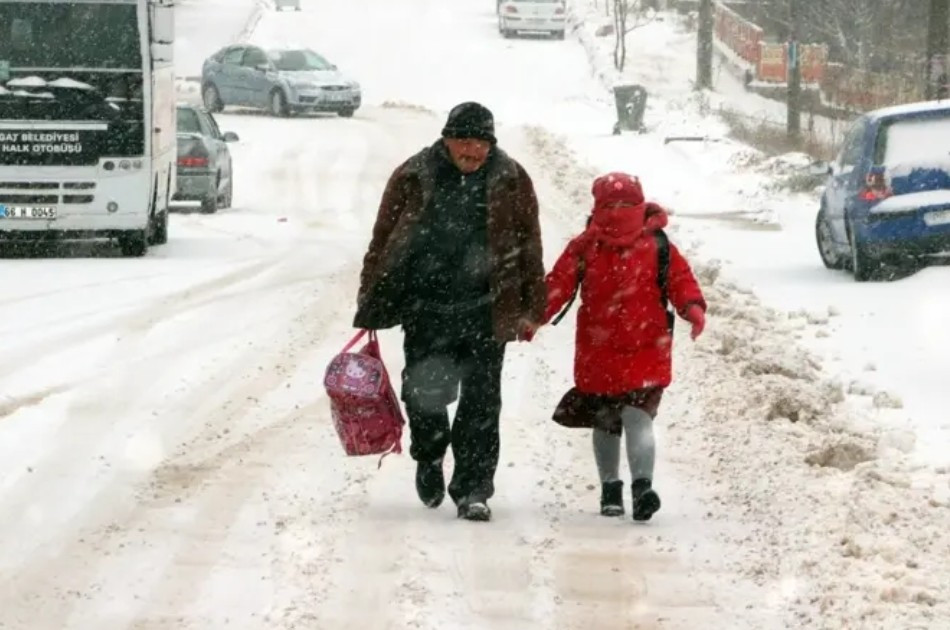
517, 318, 540, 342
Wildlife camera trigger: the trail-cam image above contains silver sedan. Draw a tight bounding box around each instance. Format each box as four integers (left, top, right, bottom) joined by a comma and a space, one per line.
200, 46, 362, 118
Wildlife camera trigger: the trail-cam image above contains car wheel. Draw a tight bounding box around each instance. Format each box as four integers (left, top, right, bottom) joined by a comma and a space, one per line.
338, 108, 356, 118
118, 230, 148, 257
219, 174, 233, 209
201, 194, 218, 214
815, 210, 844, 270
270, 89, 289, 117
848, 220, 877, 281
203, 84, 223, 113
202, 176, 220, 214
555, 30, 566, 40
149, 210, 169, 245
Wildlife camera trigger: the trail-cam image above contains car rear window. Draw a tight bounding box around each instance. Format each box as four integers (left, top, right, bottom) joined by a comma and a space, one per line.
177, 108, 201, 134
875, 114, 950, 168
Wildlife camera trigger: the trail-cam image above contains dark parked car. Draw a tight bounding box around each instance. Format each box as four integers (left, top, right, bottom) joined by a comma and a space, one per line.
173, 103, 238, 214
815, 100, 950, 280
200, 46, 362, 118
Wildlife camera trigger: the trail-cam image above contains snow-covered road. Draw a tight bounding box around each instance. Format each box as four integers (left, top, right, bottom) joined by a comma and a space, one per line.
1, 1, 947, 629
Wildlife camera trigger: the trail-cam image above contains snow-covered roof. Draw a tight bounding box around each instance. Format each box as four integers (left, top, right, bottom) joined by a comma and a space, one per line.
6, 76, 47, 89
48, 77, 95, 90
867, 99, 950, 121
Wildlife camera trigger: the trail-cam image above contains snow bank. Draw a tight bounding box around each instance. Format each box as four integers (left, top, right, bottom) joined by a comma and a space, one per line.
524, 123, 950, 629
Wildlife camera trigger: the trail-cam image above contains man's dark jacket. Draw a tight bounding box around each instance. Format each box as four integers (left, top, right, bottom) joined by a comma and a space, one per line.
354, 142, 546, 342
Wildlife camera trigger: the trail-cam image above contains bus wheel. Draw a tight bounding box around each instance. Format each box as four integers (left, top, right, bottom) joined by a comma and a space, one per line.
150, 210, 169, 245
119, 231, 149, 257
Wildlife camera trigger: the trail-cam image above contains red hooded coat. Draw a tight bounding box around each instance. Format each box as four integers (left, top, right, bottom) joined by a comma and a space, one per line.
542, 174, 706, 396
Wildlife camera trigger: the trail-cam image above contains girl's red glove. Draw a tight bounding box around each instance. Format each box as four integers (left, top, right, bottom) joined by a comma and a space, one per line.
684, 304, 705, 340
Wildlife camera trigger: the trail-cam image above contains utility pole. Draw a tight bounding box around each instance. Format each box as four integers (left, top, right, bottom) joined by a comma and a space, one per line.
787, 0, 801, 141
926, 0, 949, 99
696, 0, 713, 90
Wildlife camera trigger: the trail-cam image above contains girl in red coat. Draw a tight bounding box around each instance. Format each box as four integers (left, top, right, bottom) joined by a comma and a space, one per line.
537, 172, 706, 521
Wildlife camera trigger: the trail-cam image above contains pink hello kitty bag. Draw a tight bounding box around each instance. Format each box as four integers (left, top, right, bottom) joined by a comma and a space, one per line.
324, 330, 404, 465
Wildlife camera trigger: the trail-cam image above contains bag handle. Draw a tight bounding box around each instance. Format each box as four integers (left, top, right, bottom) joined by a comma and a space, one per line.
342, 329, 378, 353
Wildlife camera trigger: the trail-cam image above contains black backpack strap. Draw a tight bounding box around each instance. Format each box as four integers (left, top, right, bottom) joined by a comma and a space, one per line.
552, 216, 592, 327
551, 255, 585, 326
654, 229, 675, 333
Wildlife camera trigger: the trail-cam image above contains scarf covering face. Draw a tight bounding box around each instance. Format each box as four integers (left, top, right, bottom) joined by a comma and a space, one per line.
579, 172, 668, 249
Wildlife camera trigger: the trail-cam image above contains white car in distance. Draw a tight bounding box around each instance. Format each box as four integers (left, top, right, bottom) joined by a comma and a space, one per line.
498, 0, 567, 40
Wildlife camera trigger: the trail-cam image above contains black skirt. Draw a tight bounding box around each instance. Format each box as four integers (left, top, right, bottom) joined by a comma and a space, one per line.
552, 387, 663, 436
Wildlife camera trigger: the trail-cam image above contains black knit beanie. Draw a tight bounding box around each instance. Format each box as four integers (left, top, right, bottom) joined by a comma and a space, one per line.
441, 102, 496, 144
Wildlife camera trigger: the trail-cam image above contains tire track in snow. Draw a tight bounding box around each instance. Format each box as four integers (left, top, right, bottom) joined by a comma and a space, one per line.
0, 258, 353, 629
0, 252, 298, 532
0, 254, 284, 386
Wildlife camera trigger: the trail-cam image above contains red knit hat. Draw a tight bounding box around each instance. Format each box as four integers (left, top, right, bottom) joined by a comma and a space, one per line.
592, 172, 644, 211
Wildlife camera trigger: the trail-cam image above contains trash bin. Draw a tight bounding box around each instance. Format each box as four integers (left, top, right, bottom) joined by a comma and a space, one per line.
612, 84, 648, 135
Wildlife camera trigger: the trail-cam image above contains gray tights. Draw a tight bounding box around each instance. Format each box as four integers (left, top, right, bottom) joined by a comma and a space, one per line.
592, 406, 655, 483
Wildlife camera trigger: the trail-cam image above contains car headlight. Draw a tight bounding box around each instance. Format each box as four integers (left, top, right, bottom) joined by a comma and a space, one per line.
290, 81, 317, 89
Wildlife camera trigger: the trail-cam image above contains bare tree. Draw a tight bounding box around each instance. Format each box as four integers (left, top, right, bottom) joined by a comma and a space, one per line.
612, 0, 658, 72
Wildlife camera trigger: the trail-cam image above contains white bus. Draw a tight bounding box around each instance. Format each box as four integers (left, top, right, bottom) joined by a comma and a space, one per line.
0, 0, 176, 256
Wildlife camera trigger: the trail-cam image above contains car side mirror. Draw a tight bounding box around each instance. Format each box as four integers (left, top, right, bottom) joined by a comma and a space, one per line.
223, 131, 239, 142
808, 160, 833, 176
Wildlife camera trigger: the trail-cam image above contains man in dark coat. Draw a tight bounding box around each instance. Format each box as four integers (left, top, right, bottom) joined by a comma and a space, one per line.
354, 102, 546, 521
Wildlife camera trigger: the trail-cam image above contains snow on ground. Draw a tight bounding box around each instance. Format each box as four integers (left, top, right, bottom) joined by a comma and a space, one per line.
0, 0, 948, 629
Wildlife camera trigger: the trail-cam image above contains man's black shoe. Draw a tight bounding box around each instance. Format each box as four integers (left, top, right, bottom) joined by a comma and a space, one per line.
415, 459, 445, 508
457, 501, 491, 521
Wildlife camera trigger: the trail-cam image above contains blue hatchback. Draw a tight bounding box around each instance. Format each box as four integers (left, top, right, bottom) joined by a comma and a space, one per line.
815, 100, 950, 280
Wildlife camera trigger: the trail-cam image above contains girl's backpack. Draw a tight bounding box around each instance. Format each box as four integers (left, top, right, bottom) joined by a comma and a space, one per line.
324, 330, 404, 466
551, 224, 674, 332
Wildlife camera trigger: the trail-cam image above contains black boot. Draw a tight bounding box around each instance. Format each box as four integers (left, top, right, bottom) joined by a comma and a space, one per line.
631, 478, 661, 522
415, 459, 445, 508
600, 480, 625, 516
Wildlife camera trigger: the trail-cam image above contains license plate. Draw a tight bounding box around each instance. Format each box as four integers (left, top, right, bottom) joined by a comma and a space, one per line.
0, 205, 57, 219
923, 209, 950, 226
324, 93, 348, 102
